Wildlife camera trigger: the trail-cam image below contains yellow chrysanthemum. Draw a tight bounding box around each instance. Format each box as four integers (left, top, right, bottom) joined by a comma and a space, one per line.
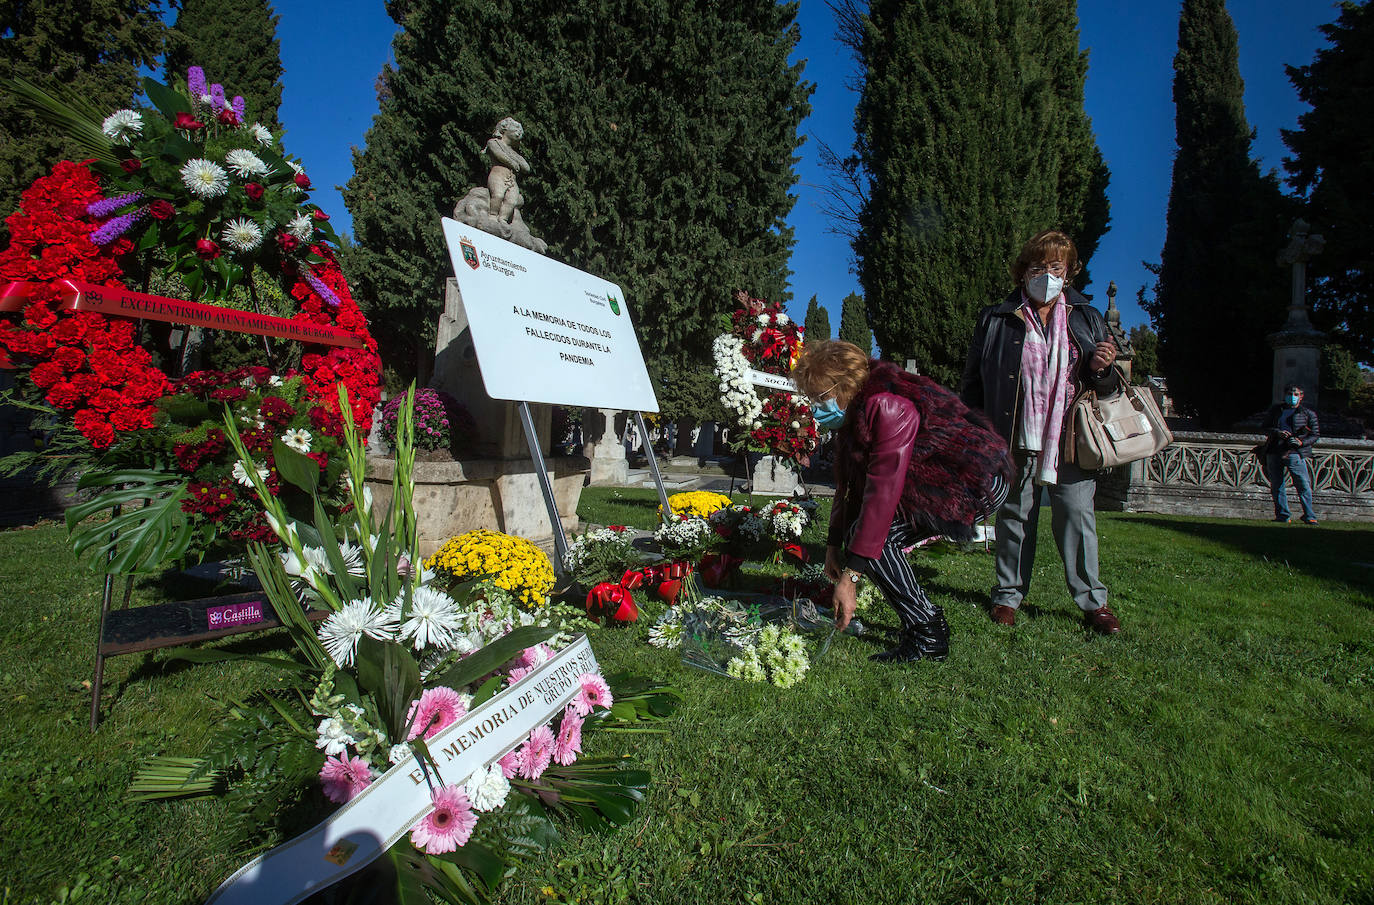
425, 529, 555, 609
660, 490, 734, 519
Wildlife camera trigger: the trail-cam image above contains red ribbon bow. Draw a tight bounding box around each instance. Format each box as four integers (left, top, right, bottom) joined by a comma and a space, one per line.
585, 582, 638, 623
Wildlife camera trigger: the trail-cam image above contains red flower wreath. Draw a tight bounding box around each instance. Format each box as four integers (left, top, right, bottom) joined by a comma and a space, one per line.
0, 162, 380, 450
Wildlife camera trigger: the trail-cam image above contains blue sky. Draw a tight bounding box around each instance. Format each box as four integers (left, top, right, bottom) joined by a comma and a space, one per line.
269, 0, 1338, 337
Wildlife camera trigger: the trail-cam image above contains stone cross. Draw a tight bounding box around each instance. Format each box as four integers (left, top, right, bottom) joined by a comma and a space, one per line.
1269, 219, 1327, 407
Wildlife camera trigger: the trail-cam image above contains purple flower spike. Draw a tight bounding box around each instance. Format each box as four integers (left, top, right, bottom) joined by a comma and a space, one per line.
304, 269, 342, 309
232, 96, 245, 119
188, 66, 206, 99
210, 84, 227, 113
89, 207, 148, 245
86, 191, 144, 218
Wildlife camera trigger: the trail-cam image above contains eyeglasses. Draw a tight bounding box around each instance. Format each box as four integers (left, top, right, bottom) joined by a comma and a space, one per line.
1027, 262, 1068, 277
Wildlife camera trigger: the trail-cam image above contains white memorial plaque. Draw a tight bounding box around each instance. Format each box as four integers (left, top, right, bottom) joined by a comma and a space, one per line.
441, 219, 659, 412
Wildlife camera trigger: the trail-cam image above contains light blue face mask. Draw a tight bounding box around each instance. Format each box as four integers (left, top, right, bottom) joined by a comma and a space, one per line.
1287, 394, 1301, 406
812, 397, 846, 430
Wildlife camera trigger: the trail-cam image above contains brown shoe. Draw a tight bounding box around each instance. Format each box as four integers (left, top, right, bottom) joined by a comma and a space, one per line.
1084, 605, 1121, 635
991, 604, 1017, 626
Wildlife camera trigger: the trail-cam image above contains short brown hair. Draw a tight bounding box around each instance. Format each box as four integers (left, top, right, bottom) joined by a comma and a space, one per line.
1011, 229, 1082, 284
791, 339, 870, 401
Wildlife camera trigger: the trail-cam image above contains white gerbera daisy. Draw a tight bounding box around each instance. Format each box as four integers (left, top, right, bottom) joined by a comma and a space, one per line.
281, 426, 312, 452
179, 158, 229, 199
288, 212, 314, 240
248, 123, 274, 147
101, 109, 143, 144
221, 218, 264, 252
393, 585, 463, 650
317, 598, 398, 667
224, 148, 270, 178
231, 460, 269, 487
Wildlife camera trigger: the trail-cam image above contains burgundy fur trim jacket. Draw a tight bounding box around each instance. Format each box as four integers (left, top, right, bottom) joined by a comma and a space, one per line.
828, 361, 1013, 559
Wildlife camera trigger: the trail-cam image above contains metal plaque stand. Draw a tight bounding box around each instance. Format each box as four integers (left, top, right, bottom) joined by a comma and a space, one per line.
517, 401, 571, 572
634, 411, 674, 525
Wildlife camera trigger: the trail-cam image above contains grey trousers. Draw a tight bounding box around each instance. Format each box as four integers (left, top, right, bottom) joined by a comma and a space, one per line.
992, 451, 1108, 612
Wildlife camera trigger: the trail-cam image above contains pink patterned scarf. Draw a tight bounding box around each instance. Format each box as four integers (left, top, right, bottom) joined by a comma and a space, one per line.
1017, 293, 1071, 484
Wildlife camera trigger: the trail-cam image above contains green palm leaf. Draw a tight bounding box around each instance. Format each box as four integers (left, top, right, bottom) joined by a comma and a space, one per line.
5, 77, 118, 167
66, 469, 194, 575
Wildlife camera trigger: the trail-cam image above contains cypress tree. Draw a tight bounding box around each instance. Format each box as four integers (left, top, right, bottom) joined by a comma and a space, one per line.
344, 0, 811, 382
1147, 0, 1292, 425
163, 0, 285, 132
803, 295, 831, 341
0, 0, 164, 240
1283, 0, 1374, 366
845, 0, 1109, 387
837, 291, 871, 355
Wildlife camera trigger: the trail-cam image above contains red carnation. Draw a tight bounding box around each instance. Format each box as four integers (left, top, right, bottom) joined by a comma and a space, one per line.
173, 112, 205, 130
216, 109, 241, 126
244, 183, 264, 201
195, 239, 221, 260
148, 200, 175, 220
45, 382, 82, 409
276, 231, 299, 252
51, 346, 85, 371
120, 159, 142, 174
29, 361, 65, 389
293, 173, 311, 190
74, 409, 116, 448
307, 451, 329, 472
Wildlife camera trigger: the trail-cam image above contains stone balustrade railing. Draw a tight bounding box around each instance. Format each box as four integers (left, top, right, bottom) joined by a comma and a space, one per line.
1098, 430, 1374, 522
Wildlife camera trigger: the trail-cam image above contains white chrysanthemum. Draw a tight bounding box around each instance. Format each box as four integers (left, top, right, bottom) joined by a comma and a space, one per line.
281, 426, 312, 452
392, 585, 463, 650
338, 541, 366, 577
102, 109, 143, 144
180, 158, 229, 198
388, 742, 413, 764
232, 460, 269, 487
648, 619, 685, 649
317, 598, 398, 667
464, 763, 512, 812
315, 717, 355, 756
756, 314, 769, 326
287, 160, 305, 175
288, 212, 314, 240
221, 218, 264, 252
248, 123, 274, 147
224, 148, 271, 178
776, 313, 790, 325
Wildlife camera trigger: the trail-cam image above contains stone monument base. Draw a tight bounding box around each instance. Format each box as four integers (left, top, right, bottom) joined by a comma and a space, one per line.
751, 455, 800, 496
366, 455, 587, 559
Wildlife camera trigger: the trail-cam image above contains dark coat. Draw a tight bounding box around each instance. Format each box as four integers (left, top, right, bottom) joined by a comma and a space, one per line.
959, 286, 1120, 445
1260, 403, 1320, 457
829, 360, 1012, 559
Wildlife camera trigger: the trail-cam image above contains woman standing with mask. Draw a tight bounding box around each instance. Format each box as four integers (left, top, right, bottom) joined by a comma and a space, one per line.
792, 340, 1010, 662
960, 229, 1122, 634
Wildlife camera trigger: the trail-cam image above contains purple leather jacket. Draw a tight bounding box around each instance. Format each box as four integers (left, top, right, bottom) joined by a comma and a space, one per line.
828, 392, 918, 562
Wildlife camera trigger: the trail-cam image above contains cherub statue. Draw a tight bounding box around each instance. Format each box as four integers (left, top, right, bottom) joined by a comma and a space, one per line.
485, 117, 529, 224
452, 116, 547, 254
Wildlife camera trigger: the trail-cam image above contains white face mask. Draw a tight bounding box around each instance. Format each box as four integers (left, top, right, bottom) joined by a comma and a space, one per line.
1026, 273, 1065, 304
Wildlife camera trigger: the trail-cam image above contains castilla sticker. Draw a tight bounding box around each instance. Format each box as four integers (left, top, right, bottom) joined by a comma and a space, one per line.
460, 236, 479, 270
607, 294, 621, 316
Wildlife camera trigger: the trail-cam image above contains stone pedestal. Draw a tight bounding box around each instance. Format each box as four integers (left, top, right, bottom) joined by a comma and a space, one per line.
751, 455, 800, 495
366, 456, 586, 560
583, 408, 628, 485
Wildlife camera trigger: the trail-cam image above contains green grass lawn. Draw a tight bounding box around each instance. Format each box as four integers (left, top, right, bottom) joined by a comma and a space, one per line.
1, 494, 1371, 904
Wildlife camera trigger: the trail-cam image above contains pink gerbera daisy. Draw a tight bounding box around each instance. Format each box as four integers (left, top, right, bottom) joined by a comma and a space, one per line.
409, 785, 477, 854
497, 748, 523, 779
506, 665, 532, 686
571, 672, 613, 717
517, 643, 553, 668
517, 725, 555, 780
552, 707, 584, 766
319, 753, 373, 804
407, 686, 466, 741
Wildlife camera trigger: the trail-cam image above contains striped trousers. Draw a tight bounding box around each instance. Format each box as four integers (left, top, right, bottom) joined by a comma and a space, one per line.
849, 473, 1008, 631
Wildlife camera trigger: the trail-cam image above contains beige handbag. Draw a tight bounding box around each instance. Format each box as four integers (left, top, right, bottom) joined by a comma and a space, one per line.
1067, 366, 1173, 469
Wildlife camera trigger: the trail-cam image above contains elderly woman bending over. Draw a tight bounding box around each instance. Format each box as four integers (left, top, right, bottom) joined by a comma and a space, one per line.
792, 340, 1010, 663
